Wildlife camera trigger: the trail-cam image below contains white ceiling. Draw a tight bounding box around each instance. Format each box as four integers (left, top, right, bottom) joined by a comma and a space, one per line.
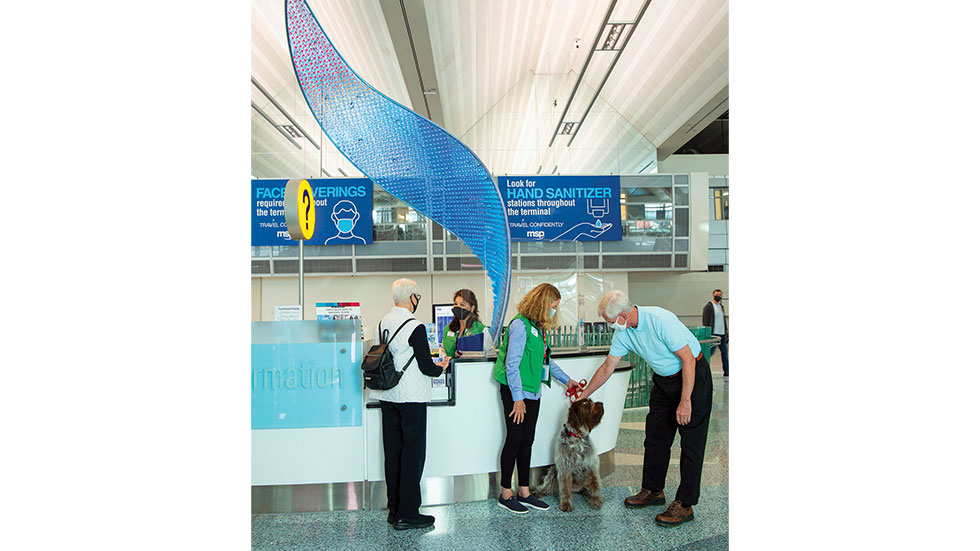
251, 0, 728, 179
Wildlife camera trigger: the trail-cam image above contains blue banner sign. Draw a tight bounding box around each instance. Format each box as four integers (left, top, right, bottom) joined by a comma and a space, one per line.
495, 175, 622, 241
252, 178, 373, 246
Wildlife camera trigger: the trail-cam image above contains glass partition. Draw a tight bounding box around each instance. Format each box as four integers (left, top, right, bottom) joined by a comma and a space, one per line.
251, 319, 362, 429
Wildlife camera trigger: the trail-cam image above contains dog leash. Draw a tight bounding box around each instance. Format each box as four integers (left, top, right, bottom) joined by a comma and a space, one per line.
565, 379, 588, 402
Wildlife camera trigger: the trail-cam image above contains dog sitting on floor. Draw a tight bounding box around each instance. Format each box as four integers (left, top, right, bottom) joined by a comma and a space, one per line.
533, 398, 605, 512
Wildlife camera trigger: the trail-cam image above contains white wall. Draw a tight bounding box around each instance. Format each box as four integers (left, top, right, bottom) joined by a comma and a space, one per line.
252, 269, 727, 334
658, 154, 729, 175
626, 271, 730, 328
254, 272, 487, 333
690, 172, 710, 271
253, 270, 632, 335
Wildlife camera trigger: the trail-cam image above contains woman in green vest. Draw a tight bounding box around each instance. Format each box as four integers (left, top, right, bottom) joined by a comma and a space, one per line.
493, 283, 582, 514
442, 289, 487, 358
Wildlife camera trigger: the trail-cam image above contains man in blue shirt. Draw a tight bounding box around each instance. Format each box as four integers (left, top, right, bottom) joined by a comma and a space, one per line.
577, 290, 713, 527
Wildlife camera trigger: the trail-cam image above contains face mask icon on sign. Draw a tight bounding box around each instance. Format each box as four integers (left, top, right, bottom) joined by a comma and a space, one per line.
325, 200, 367, 245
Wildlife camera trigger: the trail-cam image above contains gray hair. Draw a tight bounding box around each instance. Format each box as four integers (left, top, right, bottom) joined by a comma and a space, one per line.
391, 278, 421, 305
597, 290, 631, 319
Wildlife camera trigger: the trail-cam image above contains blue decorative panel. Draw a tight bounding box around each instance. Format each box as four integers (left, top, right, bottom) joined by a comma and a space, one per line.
285, 0, 511, 340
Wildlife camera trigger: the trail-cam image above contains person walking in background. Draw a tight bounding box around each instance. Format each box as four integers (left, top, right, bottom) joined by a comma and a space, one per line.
493, 283, 582, 514
442, 289, 489, 358
371, 278, 450, 530
577, 290, 712, 527
702, 289, 728, 377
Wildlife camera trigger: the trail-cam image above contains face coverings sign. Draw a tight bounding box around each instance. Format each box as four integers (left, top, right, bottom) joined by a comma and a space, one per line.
495, 175, 623, 242
252, 178, 373, 246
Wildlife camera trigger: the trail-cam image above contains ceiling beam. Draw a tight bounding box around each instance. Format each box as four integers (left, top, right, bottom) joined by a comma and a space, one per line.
656, 85, 728, 161
379, 0, 445, 127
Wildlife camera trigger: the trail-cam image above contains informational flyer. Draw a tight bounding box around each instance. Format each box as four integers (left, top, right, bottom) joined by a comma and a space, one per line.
316, 302, 361, 320
495, 175, 622, 242
432, 304, 454, 347
273, 305, 303, 321
316, 302, 363, 338
252, 178, 374, 246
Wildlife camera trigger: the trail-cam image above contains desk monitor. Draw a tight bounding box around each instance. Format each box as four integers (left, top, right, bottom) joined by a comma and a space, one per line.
432, 303, 454, 347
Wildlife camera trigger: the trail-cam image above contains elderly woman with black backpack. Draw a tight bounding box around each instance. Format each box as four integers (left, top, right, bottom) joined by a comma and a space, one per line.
369, 278, 450, 530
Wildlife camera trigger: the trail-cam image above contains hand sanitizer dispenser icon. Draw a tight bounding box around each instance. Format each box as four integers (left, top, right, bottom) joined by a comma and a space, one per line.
587, 198, 609, 221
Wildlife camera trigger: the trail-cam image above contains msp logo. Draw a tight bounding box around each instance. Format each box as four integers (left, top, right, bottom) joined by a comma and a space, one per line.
527, 230, 545, 239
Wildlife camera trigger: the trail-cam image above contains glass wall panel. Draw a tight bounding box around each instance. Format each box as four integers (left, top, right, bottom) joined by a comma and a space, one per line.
444, 240, 474, 255
271, 246, 298, 258
602, 237, 672, 252
303, 245, 354, 257
520, 241, 579, 254
674, 186, 689, 206
674, 208, 689, 237
354, 241, 426, 256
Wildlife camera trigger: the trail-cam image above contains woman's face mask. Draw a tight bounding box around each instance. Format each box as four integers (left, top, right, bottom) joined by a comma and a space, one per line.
452, 306, 471, 320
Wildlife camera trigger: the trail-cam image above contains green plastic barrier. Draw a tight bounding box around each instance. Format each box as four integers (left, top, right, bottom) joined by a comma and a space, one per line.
686, 325, 713, 360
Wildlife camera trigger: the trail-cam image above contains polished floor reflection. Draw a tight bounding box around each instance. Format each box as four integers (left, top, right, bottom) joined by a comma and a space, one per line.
252, 372, 729, 550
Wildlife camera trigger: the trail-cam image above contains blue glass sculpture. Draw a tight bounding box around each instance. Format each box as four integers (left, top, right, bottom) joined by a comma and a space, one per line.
285, 0, 511, 341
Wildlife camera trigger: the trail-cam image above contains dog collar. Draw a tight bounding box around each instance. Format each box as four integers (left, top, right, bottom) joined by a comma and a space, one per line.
563, 424, 582, 439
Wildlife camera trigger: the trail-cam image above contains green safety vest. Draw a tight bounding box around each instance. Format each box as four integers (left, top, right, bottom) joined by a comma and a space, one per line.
492, 314, 551, 393
442, 320, 486, 357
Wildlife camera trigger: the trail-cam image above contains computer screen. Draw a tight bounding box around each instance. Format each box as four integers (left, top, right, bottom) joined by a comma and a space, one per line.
432, 303, 455, 347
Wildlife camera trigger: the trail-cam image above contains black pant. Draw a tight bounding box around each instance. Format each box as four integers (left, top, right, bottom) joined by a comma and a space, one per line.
498, 384, 541, 488
642, 354, 713, 505
379, 401, 428, 519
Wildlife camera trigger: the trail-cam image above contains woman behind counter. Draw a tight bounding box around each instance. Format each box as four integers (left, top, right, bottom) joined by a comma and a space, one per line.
493, 283, 581, 514
442, 289, 489, 358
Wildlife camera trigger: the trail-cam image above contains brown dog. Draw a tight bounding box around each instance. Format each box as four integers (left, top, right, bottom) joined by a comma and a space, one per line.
533, 398, 605, 511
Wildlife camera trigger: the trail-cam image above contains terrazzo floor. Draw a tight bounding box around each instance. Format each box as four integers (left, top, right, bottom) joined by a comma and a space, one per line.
252, 363, 729, 550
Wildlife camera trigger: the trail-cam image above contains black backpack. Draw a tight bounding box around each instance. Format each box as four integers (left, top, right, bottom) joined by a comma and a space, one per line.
362, 319, 415, 390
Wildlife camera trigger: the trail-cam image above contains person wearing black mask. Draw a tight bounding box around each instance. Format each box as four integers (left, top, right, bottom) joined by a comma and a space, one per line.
442, 289, 488, 358
701, 289, 728, 377
371, 278, 450, 530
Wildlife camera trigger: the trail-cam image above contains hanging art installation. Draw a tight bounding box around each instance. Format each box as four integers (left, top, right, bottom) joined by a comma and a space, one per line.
284, 0, 512, 341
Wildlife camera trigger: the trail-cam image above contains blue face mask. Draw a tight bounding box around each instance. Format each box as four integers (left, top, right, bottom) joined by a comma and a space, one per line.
548, 308, 556, 318
337, 218, 355, 233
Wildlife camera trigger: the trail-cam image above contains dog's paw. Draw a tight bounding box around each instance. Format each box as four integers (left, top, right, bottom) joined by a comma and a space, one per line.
559, 501, 574, 512
589, 498, 603, 510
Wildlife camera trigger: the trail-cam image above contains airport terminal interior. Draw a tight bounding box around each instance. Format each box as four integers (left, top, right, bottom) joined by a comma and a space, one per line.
251, 0, 730, 549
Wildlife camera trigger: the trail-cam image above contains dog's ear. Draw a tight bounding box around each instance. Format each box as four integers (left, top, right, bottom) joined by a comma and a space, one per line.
567, 400, 587, 430
586, 401, 605, 431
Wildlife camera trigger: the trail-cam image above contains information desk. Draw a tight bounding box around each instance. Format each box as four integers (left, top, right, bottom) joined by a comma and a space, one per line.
251, 320, 633, 514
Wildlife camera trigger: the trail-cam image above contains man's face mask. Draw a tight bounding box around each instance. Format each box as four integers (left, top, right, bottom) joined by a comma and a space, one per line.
609, 313, 628, 331
335, 217, 356, 233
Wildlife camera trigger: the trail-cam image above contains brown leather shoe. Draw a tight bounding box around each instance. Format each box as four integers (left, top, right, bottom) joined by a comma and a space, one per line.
624, 488, 666, 508
655, 500, 694, 527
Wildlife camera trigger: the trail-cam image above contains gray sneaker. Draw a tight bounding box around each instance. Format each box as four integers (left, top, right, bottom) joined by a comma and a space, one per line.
497, 495, 529, 514
517, 494, 550, 511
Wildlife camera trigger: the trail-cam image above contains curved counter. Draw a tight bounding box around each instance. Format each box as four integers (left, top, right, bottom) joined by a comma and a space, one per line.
251, 320, 629, 514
